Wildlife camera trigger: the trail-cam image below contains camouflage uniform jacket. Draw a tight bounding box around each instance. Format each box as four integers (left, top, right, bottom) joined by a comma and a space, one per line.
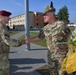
0, 22, 25, 54
38, 21, 71, 58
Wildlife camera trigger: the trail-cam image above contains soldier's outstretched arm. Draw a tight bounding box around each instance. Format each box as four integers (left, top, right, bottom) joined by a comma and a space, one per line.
0, 26, 25, 47
25, 37, 40, 44
1, 32, 25, 47
25, 29, 45, 44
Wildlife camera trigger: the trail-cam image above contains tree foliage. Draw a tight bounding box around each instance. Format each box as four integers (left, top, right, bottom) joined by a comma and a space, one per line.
58, 5, 69, 24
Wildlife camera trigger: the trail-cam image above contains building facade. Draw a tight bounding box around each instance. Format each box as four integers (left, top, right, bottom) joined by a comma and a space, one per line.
8, 11, 44, 30
34, 12, 44, 28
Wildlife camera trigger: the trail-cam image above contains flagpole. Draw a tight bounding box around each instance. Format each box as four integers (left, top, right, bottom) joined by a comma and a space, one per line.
25, 0, 30, 50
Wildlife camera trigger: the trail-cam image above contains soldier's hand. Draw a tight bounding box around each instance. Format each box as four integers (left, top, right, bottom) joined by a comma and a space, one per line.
25, 38, 30, 44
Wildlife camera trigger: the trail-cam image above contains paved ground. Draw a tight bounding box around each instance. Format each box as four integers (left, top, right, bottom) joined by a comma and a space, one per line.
9, 31, 48, 75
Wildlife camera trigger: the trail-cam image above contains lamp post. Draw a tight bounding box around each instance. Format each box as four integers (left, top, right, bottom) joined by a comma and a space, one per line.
25, 0, 30, 50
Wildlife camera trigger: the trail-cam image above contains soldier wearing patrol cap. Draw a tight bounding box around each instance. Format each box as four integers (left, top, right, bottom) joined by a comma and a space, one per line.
0, 10, 26, 75
25, 1, 71, 75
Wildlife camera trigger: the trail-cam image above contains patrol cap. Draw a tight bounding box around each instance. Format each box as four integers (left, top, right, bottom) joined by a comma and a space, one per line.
43, 1, 56, 15
0, 10, 12, 17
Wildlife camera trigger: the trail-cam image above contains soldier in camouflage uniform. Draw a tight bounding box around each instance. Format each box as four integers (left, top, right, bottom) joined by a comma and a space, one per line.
25, 2, 71, 75
0, 10, 25, 75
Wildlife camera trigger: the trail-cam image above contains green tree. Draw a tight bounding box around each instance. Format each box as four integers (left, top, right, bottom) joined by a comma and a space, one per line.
58, 5, 69, 24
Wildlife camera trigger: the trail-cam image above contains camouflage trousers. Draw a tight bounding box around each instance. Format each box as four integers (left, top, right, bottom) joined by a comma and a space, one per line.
47, 50, 68, 75
0, 54, 10, 75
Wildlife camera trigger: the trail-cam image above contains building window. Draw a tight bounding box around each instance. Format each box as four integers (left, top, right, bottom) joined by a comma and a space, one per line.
37, 14, 38, 16
37, 23, 38, 25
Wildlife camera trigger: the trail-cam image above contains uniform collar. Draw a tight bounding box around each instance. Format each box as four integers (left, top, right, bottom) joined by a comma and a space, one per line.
49, 21, 57, 28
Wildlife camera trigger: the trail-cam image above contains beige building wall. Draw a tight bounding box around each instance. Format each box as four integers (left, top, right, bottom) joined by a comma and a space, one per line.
9, 14, 25, 29
28, 12, 34, 28
9, 12, 34, 29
